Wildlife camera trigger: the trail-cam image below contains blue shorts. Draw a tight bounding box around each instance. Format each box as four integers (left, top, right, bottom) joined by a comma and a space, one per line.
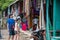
9, 29, 15, 36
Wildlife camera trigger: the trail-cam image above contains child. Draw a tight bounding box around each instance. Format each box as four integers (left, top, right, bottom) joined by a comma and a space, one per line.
14, 19, 20, 40
22, 22, 27, 31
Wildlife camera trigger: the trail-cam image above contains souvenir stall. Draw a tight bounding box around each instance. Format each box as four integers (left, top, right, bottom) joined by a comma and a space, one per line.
29, 0, 41, 29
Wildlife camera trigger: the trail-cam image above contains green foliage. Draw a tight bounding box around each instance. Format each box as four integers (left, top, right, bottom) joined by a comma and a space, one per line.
1, 2, 9, 10
0, 1, 2, 6
0, 11, 2, 15
0, 0, 14, 10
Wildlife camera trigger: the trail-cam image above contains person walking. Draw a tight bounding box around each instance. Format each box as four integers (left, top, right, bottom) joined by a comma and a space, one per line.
22, 15, 27, 31
14, 19, 20, 40
32, 17, 38, 26
22, 13, 27, 31
7, 14, 15, 40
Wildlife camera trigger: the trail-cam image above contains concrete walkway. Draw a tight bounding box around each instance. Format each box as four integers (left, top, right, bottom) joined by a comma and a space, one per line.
0, 29, 31, 40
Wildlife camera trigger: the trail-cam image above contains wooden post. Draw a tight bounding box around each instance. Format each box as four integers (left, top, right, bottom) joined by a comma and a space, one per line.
41, 0, 45, 30
39, 0, 46, 30
39, 8, 42, 29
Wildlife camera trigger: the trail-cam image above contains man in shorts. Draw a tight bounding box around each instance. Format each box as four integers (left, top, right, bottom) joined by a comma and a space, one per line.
7, 14, 15, 40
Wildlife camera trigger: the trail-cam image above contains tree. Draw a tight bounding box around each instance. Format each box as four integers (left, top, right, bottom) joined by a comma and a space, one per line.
0, 0, 14, 11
